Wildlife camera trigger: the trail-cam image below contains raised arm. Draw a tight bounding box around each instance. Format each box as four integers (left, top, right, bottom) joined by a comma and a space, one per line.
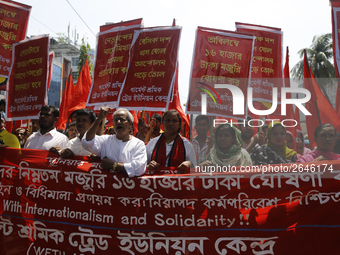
85, 107, 110, 141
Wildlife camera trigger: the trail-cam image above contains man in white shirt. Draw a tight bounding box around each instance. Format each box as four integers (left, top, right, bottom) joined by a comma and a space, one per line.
82, 107, 147, 178
24, 106, 68, 151
59, 108, 95, 157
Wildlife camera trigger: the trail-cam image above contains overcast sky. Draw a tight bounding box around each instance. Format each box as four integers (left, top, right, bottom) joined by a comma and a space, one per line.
20, 0, 333, 106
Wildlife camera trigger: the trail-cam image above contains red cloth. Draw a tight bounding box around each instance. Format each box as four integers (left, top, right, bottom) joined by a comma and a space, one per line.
168, 63, 190, 137
304, 50, 340, 147
151, 134, 186, 167
68, 57, 92, 114
56, 72, 74, 130
283, 47, 296, 135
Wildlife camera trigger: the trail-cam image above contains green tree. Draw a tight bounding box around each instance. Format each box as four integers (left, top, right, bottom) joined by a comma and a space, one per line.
77, 37, 93, 79
56, 32, 68, 44
291, 33, 336, 89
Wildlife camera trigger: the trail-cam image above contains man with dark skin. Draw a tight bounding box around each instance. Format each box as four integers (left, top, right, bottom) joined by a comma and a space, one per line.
24, 106, 68, 151
239, 117, 266, 154
191, 115, 213, 164
82, 107, 147, 177
144, 113, 163, 143
59, 108, 96, 157
14, 128, 26, 148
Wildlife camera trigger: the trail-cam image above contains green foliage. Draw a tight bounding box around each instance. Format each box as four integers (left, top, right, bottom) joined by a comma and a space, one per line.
56, 32, 68, 44
77, 37, 93, 79
291, 33, 336, 88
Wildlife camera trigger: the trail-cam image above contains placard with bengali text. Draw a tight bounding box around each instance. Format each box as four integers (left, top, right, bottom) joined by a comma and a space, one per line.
6, 35, 49, 121
117, 26, 181, 111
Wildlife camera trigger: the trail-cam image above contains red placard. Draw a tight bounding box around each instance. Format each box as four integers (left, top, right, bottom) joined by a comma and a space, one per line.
186, 27, 255, 118
0, 0, 31, 79
1, 147, 340, 254
118, 26, 181, 111
100, 18, 143, 32
6, 35, 49, 120
87, 24, 142, 108
236, 23, 283, 104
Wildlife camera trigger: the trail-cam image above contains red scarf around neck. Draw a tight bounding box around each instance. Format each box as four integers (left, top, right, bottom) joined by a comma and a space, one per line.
151, 133, 186, 167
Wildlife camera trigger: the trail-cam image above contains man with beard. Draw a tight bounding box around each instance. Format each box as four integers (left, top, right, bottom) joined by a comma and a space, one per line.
24, 106, 68, 151
59, 108, 95, 157
82, 107, 147, 177
0, 112, 20, 148
14, 128, 26, 148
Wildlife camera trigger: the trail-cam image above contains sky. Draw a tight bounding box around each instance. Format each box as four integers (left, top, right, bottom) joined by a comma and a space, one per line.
20, 0, 333, 107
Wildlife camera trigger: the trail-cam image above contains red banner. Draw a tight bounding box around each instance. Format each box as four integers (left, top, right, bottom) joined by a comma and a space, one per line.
87, 24, 142, 108
1, 147, 340, 254
332, 3, 340, 78
0, 0, 31, 80
6, 35, 49, 121
118, 26, 181, 111
235, 23, 283, 105
186, 27, 255, 118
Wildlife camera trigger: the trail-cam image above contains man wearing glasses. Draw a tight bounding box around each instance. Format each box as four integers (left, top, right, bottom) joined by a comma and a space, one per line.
82, 107, 147, 177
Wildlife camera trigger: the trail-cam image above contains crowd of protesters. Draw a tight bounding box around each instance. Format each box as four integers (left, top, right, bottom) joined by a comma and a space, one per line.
1, 99, 340, 177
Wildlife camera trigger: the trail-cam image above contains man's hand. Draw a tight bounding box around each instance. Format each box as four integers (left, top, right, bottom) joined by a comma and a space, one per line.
101, 157, 114, 170
49, 146, 61, 154
149, 118, 156, 130
99, 107, 111, 120
147, 160, 160, 170
199, 160, 214, 167
60, 148, 75, 158
254, 131, 266, 145
178, 161, 191, 174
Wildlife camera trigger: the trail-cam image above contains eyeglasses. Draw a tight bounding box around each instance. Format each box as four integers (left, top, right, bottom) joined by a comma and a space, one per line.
163, 119, 179, 124
114, 118, 128, 123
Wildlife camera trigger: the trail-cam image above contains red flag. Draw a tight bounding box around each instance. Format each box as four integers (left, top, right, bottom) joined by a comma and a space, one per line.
283, 47, 297, 136
131, 110, 138, 135
68, 57, 92, 114
336, 82, 340, 116
168, 63, 190, 137
293, 95, 302, 136
304, 50, 340, 147
56, 72, 74, 130
47, 52, 54, 91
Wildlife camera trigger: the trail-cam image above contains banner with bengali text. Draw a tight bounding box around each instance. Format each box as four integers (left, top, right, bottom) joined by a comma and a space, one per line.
332, 6, 340, 79
235, 23, 284, 106
117, 26, 181, 111
0, 0, 31, 80
186, 27, 255, 119
6, 35, 49, 121
87, 24, 142, 108
1, 147, 340, 254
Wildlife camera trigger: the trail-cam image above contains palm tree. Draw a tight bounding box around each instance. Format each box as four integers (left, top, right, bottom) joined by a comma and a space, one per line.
291, 33, 336, 90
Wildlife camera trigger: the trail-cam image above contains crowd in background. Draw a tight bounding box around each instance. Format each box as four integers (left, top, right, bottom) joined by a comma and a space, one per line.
1, 98, 340, 177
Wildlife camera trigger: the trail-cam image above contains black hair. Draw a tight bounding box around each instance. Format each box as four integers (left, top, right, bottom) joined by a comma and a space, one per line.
68, 121, 76, 128
0, 99, 5, 106
314, 124, 336, 138
76, 108, 96, 123
239, 115, 253, 129
195, 115, 209, 125
41, 105, 59, 118
151, 113, 162, 122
